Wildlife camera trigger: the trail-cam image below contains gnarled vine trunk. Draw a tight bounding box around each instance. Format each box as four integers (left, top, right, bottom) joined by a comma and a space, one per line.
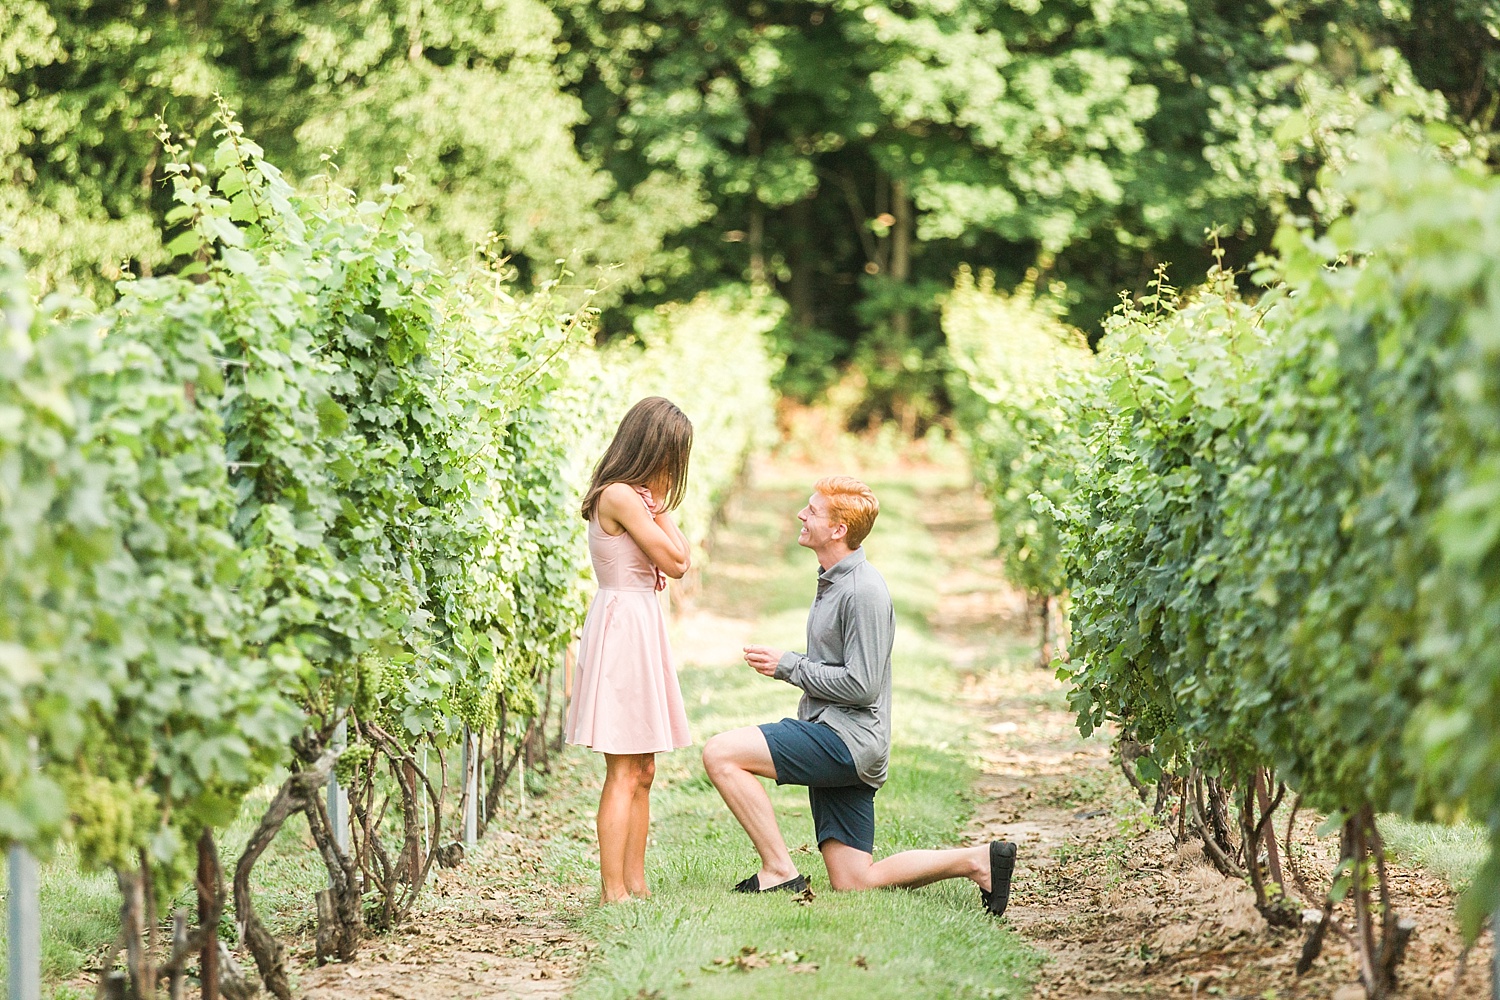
233, 748, 336, 1000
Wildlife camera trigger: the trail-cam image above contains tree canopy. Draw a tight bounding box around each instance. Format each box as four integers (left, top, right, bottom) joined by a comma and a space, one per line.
3, 0, 1496, 415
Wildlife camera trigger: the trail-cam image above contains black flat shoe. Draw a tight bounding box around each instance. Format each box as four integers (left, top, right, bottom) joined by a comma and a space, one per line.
733, 872, 809, 894
979, 841, 1017, 917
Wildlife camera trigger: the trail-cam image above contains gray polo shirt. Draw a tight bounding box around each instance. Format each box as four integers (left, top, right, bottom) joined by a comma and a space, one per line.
774, 547, 894, 788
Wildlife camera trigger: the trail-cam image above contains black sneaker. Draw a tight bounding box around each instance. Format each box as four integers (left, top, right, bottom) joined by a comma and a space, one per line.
733, 872, 809, 894
979, 841, 1017, 917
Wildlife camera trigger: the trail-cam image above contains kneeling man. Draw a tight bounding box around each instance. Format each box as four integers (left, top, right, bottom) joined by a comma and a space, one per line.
702, 476, 1016, 914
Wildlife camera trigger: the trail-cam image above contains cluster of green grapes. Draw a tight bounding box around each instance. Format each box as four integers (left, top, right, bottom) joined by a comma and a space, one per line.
62, 774, 159, 872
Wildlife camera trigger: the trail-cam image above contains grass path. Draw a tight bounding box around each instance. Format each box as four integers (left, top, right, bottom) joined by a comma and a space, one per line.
279, 455, 1038, 1000
545, 459, 1042, 1000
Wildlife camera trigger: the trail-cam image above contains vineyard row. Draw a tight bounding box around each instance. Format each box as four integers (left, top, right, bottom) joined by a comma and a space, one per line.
947, 126, 1500, 999
1, 108, 779, 999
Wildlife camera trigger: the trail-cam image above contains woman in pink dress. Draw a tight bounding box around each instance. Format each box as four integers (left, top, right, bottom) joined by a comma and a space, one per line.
567, 396, 694, 902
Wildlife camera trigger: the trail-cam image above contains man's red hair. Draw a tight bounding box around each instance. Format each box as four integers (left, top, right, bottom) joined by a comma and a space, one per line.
815, 476, 880, 548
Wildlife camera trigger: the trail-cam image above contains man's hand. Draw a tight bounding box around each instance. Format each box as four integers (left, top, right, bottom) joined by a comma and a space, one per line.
743, 644, 786, 677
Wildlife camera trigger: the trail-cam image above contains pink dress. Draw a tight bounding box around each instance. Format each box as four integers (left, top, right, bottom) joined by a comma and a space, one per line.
565, 501, 692, 755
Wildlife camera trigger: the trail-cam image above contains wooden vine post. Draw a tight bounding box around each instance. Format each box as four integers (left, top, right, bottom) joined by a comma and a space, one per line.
556, 644, 575, 754
7, 843, 40, 1000
1254, 771, 1285, 890
197, 831, 221, 1000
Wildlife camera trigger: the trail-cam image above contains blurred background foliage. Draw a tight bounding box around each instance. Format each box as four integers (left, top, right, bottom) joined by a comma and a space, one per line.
3, 0, 1497, 423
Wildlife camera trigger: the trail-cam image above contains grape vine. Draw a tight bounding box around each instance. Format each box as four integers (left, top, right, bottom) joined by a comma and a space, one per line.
948, 125, 1500, 997
1, 105, 779, 999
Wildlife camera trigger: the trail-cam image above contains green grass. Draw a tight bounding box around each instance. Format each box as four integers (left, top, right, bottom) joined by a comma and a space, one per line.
549, 468, 1041, 999
0, 845, 119, 991
1379, 816, 1490, 893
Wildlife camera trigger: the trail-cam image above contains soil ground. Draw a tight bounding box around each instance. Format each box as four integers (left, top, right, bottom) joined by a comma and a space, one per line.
292, 819, 590, 1000
263, 457, 1491, 1000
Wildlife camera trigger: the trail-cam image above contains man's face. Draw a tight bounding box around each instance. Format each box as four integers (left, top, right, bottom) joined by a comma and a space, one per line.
797, 493, 844, 549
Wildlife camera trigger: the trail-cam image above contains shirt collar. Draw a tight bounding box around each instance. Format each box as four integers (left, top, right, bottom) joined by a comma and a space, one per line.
817, 547, 866, 585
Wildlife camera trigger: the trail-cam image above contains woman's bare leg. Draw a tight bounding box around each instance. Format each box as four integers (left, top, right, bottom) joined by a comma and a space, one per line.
598, 753, 643, 902
625, 754, 656, 897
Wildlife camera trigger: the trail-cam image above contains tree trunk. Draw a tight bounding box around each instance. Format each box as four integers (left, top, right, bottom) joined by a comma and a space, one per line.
1116, 740, 1150, 804
788, 197, 815, 330
749, 203, 766, 290
1049, 594, 1070, 662
1255, 770, 1286, 890
1036, 594, 1052, 667
302, 791, 363, 961
313, 890, 339, 966
537, 669, 554, 772
890, 177, 911, 340
1367, 811, 1415, 995
747, 116, 767, 288
1240, 780, 1296, 927
359, 725, 446, 929
874, 168, 890, 275
1351, 814, 1380, 995
167, 912, 187, 1000
483, 717, 534, 829
401, 758, 421, 884
556, 646, 572, 754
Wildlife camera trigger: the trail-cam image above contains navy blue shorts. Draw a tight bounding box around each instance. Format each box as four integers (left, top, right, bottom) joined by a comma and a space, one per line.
759, 718, 877, 854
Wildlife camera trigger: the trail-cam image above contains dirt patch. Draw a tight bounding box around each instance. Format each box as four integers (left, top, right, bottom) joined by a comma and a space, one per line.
968, 740, 1492, 999
288, 790, 593, 999
920, 485, 1494, 1000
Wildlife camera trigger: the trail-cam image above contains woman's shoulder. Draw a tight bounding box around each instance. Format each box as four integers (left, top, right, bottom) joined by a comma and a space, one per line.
597, 481, 650, 518
598, 481, 642, 505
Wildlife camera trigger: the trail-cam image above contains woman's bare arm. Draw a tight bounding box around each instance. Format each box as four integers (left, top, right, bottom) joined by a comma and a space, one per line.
659, 507, 689, 551
598, 482, 691, 578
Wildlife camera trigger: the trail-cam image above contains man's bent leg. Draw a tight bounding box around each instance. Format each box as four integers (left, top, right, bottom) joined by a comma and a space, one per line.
702, 727, 800, 886
821, 839, 990, 892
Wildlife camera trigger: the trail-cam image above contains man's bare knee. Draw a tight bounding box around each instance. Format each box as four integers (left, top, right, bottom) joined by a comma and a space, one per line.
702, 735, 733, 780
821, 842, 876, 891
704, 727, 776, 786
826, 868, 871, 892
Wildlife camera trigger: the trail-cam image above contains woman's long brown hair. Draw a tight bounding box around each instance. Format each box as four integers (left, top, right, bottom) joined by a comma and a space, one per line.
581, 396, 693, 522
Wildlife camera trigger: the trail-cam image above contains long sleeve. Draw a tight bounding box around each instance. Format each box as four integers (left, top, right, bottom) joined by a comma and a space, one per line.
770, 549, 894, 788
773, 591, 892, 708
